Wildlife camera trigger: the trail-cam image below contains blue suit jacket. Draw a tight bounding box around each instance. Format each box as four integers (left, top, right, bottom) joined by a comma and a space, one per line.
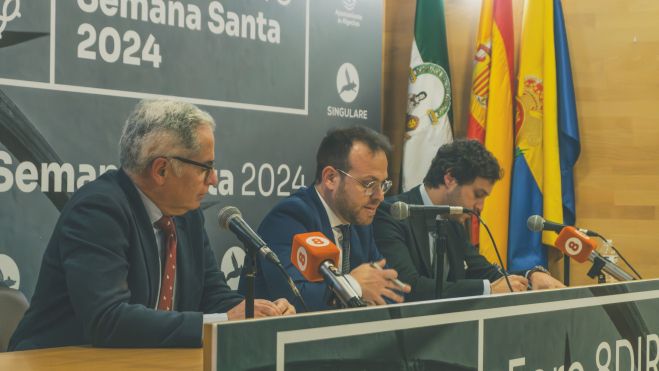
241, 185, 383, 312
9, 169, 242, 350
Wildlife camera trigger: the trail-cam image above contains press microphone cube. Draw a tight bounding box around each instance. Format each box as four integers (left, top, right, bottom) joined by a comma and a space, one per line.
291, 232, 340, 282
554, 226, 597, 263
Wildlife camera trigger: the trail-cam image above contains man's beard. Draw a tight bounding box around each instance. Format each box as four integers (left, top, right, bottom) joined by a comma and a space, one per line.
445, 187, 461, 207
334, 180, 372, 225
445, 187, 468, 223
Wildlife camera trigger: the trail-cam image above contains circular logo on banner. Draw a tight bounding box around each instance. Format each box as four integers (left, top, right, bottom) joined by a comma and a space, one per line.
565, 237, 583, 256
0, 254, 20, 289
220, 246, 246, 290
0, 0, 21, 40
343, 0, 357, 11
296, 246, 308, 271
305, 235, 330, 248
336, 63, 360, 103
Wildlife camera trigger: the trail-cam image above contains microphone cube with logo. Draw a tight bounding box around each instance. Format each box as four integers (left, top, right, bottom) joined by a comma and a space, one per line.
291, 232, 340, 282
554, 226, 597, 263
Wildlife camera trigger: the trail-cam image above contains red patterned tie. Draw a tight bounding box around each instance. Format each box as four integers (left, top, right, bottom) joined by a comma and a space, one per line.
155, 216, 177, 311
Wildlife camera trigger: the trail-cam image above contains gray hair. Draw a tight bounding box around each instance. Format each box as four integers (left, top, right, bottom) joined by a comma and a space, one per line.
119, 99, 216, 173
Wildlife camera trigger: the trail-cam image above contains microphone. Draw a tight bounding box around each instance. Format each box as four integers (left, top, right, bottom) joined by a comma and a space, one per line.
527, 215, 599, 237
218, 206, 281, 266
390, 201, 472, 220
291, 232, 366, 308
553, 226, 634, 281
553, 226, 598, 263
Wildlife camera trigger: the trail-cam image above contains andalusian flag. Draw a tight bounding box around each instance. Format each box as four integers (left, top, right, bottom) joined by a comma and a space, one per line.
402, 0, 453, 191
507, 0, 580, 271
466, 0, 515, 266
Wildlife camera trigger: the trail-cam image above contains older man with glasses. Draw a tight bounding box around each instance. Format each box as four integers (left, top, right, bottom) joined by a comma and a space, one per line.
9, 99, 294, 351
241, 126, 411, 312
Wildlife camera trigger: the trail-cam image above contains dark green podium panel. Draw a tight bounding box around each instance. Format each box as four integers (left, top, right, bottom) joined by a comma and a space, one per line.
205, 280, 659, 370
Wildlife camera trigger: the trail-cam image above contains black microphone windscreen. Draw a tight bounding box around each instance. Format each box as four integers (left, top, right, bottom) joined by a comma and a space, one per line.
527, 215, 544, 232
218, 206, 241, 229
390, 201, 409, 220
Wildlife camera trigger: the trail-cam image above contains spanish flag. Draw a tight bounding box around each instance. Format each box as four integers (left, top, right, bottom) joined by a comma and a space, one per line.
507, 0, 580, 271
402, 0, 453, 192
466, 0, 515, 267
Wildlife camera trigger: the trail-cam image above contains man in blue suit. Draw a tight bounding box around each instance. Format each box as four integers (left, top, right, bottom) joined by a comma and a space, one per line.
245, 127, 410, 312
9, 100, 294, 351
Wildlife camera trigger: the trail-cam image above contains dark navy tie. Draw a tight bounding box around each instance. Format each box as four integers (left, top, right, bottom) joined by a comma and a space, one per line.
338, 224, 352, 274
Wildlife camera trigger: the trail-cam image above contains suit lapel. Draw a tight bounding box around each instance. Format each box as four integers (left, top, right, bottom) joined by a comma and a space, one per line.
307, 185, 338, 245
406, 187, 433, 275
172, 216, 197, 310
117, 169, 161, 307
447, 221, 467, 280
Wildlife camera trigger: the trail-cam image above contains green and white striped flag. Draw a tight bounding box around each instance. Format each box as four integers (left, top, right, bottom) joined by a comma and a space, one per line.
402, 0, 453, 191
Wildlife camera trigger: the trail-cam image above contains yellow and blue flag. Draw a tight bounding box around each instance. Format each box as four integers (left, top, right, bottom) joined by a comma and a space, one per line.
508, 0, 580, 271
554, 0, 581, 227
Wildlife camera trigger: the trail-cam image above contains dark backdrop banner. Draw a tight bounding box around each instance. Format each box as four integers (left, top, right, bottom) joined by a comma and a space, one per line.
0, 0, 382, 299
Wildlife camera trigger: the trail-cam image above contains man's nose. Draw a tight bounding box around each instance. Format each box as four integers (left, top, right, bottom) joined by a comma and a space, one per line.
207, 169, 219, 187
474, 200, 485, 214
370, 187, 385, 202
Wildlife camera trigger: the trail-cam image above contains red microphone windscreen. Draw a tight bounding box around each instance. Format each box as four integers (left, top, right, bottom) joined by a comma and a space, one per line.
554, 226, 597, 263
291, 232, 341, 282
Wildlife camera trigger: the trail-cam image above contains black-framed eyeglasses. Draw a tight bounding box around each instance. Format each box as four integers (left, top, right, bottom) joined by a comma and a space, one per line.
335, 168, 392, 196
169, 156, 216, 183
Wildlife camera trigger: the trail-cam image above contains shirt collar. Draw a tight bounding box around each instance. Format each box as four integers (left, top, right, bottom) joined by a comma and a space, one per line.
419, 185, 444, 221
315, 185, 348, 228
134, 184, 164, 226
419, 185, 434, 206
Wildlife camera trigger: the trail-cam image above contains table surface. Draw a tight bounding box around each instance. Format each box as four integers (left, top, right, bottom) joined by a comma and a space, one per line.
0, 346, 202, 370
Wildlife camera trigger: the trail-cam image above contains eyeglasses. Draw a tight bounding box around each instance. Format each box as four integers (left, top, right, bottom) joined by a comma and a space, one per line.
335, 168, 392, 196
168, 156, 216, 184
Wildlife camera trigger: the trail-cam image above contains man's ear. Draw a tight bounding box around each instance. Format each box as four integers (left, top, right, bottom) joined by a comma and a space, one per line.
151, 157, 168, 185
320, 166, 340, 191
444, 172, 457, 188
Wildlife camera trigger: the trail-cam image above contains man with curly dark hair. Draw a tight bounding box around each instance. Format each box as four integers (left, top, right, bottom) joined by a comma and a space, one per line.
373, 139, 563, 301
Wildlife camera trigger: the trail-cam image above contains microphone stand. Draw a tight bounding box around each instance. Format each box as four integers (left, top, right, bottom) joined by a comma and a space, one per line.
585, 251, 634, 281
563, 254, 570, 286
586, 256, 605, 280
244, 250, 256, 319
434, 217, 449, 299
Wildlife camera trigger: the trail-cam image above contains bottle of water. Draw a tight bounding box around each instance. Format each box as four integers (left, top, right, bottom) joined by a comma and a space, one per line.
597, 239, 618, 283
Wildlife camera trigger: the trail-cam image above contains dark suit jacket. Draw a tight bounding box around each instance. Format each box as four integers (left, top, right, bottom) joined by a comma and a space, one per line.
9, 169, 242, 350
373, 186, 502, 301
240, 185, 383, 312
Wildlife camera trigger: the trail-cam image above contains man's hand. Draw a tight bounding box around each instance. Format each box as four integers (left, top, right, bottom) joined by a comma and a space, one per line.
529, 272, 565, 290
350, 259, 411, 305
227, 298, 296, 320
490, 275, 528, 294
273, 298, 296, 315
